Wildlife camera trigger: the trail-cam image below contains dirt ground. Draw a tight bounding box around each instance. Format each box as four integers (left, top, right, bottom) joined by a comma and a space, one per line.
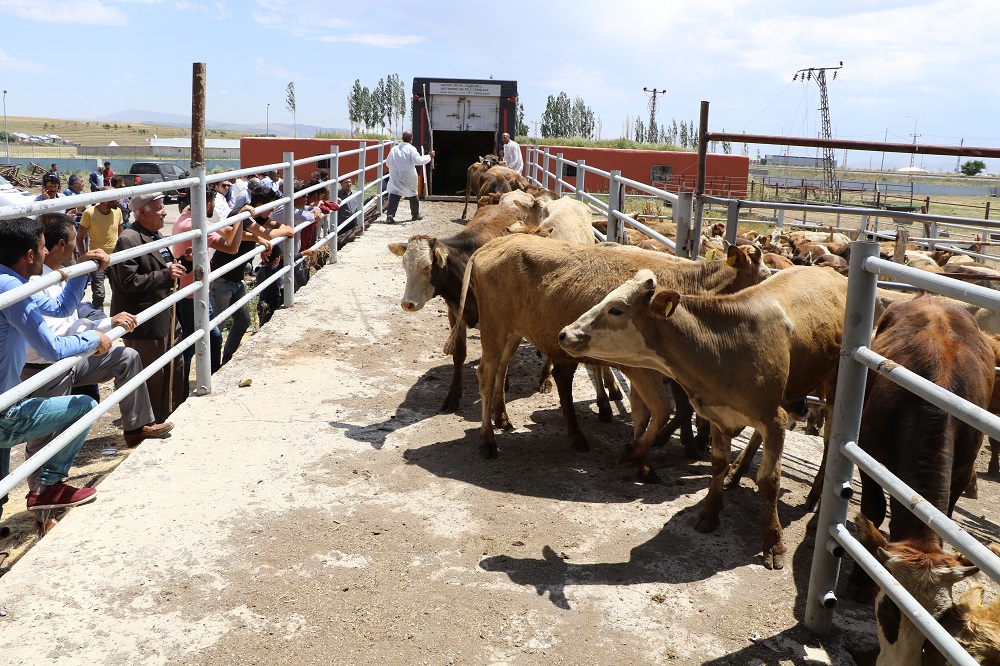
1, 201, 999, 665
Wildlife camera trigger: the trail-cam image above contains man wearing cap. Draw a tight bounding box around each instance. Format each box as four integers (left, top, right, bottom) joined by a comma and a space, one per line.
108, 192, 187, 423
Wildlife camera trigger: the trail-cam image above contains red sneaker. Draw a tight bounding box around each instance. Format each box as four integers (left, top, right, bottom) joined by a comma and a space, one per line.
26, 482, 97, 511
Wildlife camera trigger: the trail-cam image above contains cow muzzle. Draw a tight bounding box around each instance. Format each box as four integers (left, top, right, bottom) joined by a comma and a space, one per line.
558, 326, 590, 355
401, 300, 419, 312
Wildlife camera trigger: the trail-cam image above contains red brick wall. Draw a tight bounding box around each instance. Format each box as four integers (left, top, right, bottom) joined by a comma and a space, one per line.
530, 145, 748, 198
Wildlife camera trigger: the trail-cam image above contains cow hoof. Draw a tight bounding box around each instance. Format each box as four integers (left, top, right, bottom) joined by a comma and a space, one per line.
694, 512, 720, 533
724, 470, 743, 488
598, 406, 613, 423
763, 548, 786, 570
439, 399, 460, 413
636, 466, 660, 484
478, 443, 498, 460
607, 386, 624, 401
537, 379, 553, 394
684, 443, 709, 461
804, 491, 821, 513
494, 415, 512, 430
805, 426, 819, 437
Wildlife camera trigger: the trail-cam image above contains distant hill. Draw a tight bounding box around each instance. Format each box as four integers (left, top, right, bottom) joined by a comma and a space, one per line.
91, 109, 349, 138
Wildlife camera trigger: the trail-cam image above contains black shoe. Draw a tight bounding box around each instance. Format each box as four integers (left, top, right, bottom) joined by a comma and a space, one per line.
411, 214, 424, 221
385, 216, 395, 224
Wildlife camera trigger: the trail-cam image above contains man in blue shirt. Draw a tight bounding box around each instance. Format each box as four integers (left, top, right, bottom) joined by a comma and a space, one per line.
89, 167, 104, 192
0, 217, 113, 521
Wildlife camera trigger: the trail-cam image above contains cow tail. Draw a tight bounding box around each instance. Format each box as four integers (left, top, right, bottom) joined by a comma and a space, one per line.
444, 254, 475, 356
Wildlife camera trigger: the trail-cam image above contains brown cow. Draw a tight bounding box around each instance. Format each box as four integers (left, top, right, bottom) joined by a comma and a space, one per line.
559, 266, 850, 568
453, 234, 766, 480
474, 166, 528, 213
844, 295, 994, 598
461, 154, 501, 219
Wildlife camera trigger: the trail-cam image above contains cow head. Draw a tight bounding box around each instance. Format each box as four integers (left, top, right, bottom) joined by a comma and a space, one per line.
854, 514, 979, 665
559, 270, 667, 369
388, 236, 448, 312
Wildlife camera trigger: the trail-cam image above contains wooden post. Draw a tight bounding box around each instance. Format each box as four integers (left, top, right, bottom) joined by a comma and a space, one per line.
893, 227, 909, 264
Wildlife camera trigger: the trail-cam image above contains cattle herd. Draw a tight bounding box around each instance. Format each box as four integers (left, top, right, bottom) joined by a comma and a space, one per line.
389, 161, 1000, 663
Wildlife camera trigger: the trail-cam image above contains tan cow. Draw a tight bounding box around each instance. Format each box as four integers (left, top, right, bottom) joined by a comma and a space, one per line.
461, 155, 501, 219
506, 197, 597, 246
453, 234, 766, 479
558, 266, 849, 568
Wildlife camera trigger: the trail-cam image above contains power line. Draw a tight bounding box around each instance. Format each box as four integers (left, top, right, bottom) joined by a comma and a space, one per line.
643, 87, 666, 143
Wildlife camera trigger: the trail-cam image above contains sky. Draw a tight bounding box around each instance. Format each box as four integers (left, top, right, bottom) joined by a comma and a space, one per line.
1, 0, 999, 173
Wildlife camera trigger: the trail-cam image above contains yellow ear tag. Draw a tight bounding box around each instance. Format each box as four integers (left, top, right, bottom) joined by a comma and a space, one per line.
664, 301, 676, 319
725, 254, 738, 267
706, 249, 718, 261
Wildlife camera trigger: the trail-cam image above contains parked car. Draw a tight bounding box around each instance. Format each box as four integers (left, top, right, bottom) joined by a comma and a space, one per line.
120, 162, 191, 203
0, 174, 37, 209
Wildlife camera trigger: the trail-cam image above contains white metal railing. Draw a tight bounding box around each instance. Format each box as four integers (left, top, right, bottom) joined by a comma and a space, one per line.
523, 145, 692, 256
804, 243, 1000, 666
0, 141, 391, 505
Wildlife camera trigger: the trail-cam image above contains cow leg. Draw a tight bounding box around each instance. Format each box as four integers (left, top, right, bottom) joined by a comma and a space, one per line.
603, 366, 623, 400
629, 389, 651, 444
755, 417, 788, 570
695, 423, 732, 535
537, 354, 553, 394
805, 403, 836, 512
622, 369, 675, 483
491, 336, 522, 431
477, 331, 510, 459
552, 361, 588, 452
989, 437, 999, 478
441, 317, 467, 413
589, 364, 613, 423
694, 416, 712, 452
726, 430, 762, 487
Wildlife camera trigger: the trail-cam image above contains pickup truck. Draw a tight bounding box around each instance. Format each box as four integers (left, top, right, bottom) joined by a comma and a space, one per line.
120, 161, 190, 203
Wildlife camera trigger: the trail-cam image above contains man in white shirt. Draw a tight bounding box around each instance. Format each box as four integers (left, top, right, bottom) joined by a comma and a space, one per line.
21, 214, 173, 475
502, 133, 523, 175
385, 131, 434, 224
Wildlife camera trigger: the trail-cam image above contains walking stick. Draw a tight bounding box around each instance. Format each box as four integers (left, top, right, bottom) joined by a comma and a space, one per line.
422, 84, 434, 196
167, 277, 179, 414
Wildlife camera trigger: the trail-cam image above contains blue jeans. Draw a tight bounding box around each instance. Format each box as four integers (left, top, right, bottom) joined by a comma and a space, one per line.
0, 395, 96, 518
176, 297, 222, 379
210, 280, 250, 367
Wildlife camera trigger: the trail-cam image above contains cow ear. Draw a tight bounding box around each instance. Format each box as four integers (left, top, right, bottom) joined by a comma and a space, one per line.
506, 222, 525, 233
650, 289, 680, 320
388, 242, 408, 257
433, 244, 449, 268
936, 564, 980, 586
725, 245, 741, 267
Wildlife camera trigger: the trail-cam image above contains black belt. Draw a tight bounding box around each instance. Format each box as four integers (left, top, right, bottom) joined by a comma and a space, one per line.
23, 363, 52, 370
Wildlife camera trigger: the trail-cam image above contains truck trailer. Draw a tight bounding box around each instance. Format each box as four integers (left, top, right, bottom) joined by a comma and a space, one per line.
411, 77, 518, 198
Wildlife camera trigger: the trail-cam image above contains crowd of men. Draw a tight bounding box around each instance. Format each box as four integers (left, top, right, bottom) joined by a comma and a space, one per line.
1, 163, 363, 536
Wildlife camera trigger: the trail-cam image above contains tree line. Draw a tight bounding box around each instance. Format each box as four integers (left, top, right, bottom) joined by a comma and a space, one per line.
347, 74, 407, 137
540, 92, 596, 139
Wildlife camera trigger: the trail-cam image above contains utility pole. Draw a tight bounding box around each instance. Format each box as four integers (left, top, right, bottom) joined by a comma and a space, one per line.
793, 62, 843, 194
907, 115, 924, 169
879, 128, 888, 171
531, 120, 539, 139
956, 138, 964, 172
643, 87, 666, 144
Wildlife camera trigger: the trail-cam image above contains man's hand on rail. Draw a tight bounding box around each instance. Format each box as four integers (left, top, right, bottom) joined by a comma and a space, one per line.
256, 238, 273, 261
110, 312, 137, 334
168, 263, 186, 280
81, 248, 110, 272
93, 331, 113, 356
272, 224, 294, 239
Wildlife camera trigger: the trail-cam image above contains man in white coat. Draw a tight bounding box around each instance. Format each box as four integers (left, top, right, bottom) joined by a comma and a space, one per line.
385, 131, 434, 224
502, 133, 523, 174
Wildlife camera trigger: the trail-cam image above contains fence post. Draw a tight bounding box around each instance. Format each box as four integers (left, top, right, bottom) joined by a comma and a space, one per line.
928, 220, 939, 252
576, 160, 586, 201
805, 240, 879, 635
554, 153, 564, 197
330, 144, 339, 262
358, 142, 367, 232
986, 201, 992, 220
189, 62, 212, 396
777, 208, 785, 229
542, 148, 551, 190
725, 200, 739, 247
674, 192, 694, 258
607, 170, 623, 245
282, 152, 295, 308
377, 141, 385, 217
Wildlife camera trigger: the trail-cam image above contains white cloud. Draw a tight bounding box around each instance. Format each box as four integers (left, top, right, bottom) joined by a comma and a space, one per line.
308, 33, 423, 48
0, 48, 41, 71
0, 0, 126, 24
254, 57, 308, 82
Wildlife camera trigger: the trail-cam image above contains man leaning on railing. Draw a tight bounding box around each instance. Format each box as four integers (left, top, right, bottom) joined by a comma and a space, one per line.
0, 217, 113, 521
